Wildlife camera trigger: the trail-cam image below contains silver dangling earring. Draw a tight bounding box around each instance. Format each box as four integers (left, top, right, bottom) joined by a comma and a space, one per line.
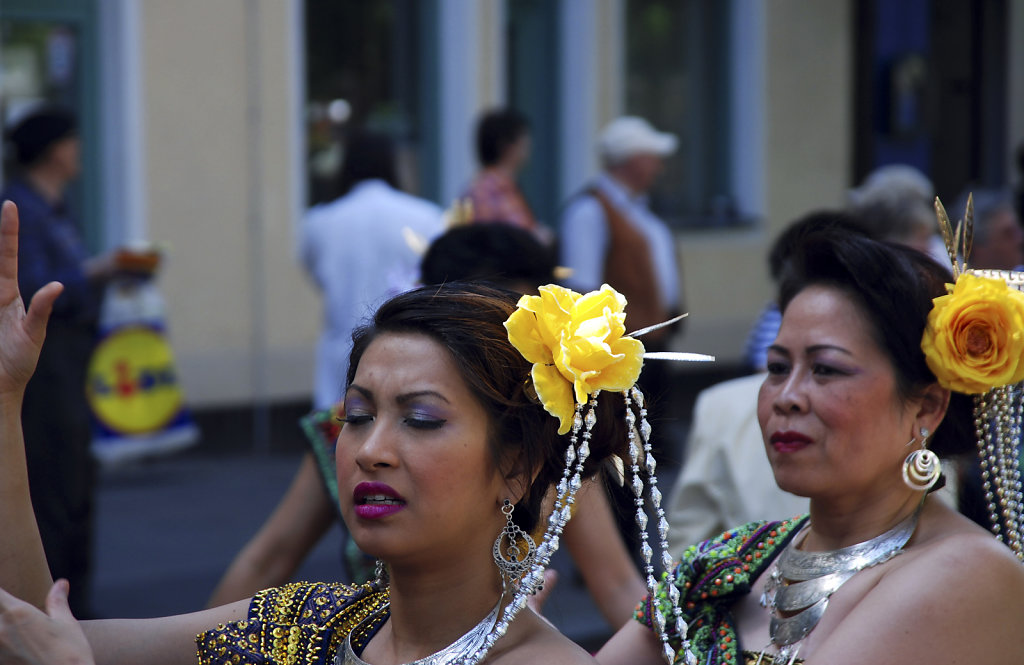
492, 499, 536, 593
902, 427, 941, 491
373, 559, 389, 588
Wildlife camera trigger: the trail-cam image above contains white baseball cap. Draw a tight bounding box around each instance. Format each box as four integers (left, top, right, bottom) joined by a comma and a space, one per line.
598, 116, 678, 163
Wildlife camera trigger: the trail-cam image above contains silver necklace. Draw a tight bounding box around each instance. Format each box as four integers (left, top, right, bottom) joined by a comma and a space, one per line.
337, 600, 500, 665
759, 508, 920, 664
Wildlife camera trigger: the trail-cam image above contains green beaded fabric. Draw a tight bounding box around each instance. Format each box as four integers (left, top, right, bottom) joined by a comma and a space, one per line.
635, 516, 808, 665
197, 581, 389, 665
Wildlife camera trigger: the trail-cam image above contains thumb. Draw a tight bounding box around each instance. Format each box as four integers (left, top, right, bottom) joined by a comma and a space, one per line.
25, 282, 63, 342
45, 579, 76, 622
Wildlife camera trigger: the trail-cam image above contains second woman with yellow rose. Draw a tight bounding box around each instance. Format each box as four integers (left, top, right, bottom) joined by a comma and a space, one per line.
599, 227, 1024, 665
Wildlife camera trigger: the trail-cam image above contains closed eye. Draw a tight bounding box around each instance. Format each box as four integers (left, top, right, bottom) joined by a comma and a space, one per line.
403, 417, 446, 430
812, 363, 847, 377
342, 414, 374, 426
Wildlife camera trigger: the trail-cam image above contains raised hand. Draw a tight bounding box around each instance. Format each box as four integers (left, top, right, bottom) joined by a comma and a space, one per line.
0, 201, 63, 397
0, 580, 94, 665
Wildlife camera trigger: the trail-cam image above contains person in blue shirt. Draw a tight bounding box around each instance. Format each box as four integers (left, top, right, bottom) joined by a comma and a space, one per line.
1, 105, 114, 618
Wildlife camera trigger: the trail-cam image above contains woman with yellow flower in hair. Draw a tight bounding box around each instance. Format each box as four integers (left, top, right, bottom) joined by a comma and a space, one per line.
599, 224, 1024, 665
0, 199, 687, 665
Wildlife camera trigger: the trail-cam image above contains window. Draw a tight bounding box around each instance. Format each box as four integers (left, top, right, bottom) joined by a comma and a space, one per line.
625, 0, 742, 229
304, 0, 435, 205
1, 0, 100, 248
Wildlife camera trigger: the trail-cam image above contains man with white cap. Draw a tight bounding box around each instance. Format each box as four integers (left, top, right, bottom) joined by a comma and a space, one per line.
560, 116, 681, 339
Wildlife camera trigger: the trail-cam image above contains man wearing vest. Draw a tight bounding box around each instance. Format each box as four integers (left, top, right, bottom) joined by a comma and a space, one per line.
560, 116, 681, 340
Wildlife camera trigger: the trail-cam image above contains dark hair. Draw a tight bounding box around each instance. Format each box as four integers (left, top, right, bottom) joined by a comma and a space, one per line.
5, 105, 77, 167
420, 224, 556, 291
768, 210, 871, 282
347, 283, 625, 533
336, 130, 400, 196
476, 109, 529, 167
778, 231, 972, 457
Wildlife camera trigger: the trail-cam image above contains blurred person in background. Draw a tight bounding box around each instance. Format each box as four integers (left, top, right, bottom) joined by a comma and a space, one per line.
846, 163, 946, 266
301, 129, 443, 412
419, 223, 556, 295
951, 187, 1023, 272
462, 108, 544, 239
1, 105, 115, 618
560, 116, 681, 342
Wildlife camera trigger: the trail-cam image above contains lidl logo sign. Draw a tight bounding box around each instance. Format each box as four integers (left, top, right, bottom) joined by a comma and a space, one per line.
86, 326, 185, 435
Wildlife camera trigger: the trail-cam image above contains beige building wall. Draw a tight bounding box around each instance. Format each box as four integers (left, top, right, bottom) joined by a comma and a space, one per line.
673, 1, 853, 364
133, 0, 857, 405
141, 0, 318, 406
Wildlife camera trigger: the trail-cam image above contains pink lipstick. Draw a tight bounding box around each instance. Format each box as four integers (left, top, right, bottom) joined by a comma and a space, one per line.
353, 482, 406, 519
770, 430, 813, 453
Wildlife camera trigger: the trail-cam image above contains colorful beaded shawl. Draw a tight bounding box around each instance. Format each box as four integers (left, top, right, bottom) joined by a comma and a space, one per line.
196, 582, 389, 665
635, 516, 808, 665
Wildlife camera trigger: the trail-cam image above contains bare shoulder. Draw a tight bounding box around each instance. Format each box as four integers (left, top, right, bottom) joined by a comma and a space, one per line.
488, 611, 596, 665
884, 505, 1024, 608
906, 516, 1024, 587
810, 511, 1024, 664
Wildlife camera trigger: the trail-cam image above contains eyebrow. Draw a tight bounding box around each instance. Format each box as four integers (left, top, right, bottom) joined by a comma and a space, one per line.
345, 385, 451, 404
767, 343, 854, 357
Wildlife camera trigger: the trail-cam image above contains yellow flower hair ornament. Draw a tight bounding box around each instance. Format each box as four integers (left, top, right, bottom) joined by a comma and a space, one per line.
502, 283, 709, 665
505, 283, 713, 433
922, 272, 1024, 394
923, 195, 1024, 563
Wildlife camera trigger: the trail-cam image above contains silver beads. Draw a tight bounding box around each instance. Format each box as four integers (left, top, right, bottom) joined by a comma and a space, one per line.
974, 387, 1024, 561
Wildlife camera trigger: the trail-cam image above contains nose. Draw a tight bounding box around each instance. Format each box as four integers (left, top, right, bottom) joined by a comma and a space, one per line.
772, 370, 809, 415
350, 422, 398, 472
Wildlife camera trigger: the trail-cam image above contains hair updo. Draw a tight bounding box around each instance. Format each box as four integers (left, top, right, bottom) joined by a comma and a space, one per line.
346, 282, 627, 533
777, 229, 973, 457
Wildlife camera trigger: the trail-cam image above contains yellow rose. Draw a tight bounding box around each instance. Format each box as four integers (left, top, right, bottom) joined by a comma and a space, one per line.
921, 273, 1024, 394
505, 284, 645, 434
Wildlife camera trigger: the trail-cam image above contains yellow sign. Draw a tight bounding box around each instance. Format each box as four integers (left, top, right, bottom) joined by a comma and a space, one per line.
86, 326, 185, 435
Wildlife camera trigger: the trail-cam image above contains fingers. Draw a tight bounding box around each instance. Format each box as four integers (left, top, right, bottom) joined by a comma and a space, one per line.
45, 580, 75, 623
0, 201, 20, 285
24, 283, 64, 341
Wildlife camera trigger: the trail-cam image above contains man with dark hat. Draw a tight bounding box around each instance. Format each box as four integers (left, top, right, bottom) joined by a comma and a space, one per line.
1, 105, 114, 617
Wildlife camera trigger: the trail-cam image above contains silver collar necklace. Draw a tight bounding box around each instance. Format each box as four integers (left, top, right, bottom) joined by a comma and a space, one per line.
337, 600, 501, 665
759, 507, 920, 665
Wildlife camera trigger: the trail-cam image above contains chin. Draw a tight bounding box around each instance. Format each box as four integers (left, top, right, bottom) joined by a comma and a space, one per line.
770, 470, 817, 498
